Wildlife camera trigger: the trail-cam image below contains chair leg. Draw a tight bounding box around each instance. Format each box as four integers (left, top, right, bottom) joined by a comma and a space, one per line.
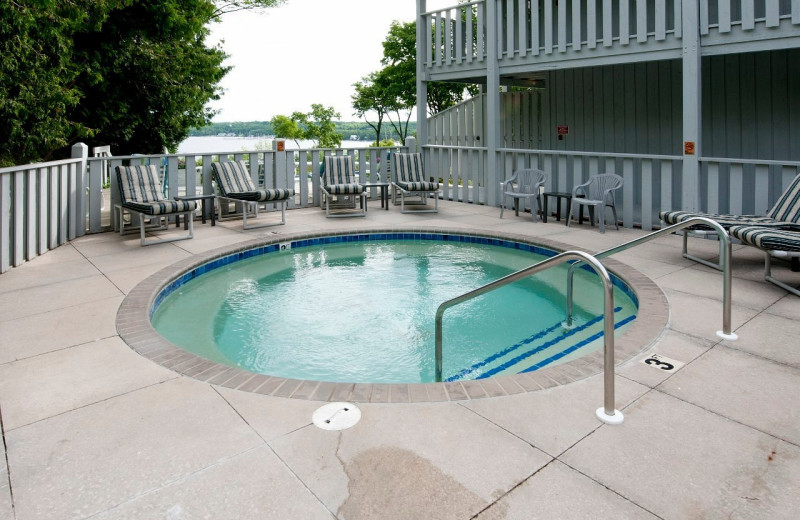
599, 205, 605, 234
765, 251, 800, 296
611, 204, 620, 230
500, 195, 506, 219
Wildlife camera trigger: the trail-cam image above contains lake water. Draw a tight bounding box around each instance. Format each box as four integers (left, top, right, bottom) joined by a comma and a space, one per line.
178, 136, 372, 154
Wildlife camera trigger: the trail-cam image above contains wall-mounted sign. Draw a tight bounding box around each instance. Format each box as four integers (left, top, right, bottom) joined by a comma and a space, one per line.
276, 140, 285, 152
684, 141, 695, 155
557, 125, 569, 136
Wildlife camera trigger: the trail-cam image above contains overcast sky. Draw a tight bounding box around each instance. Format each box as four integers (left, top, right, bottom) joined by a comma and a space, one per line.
207, 0, 451, 122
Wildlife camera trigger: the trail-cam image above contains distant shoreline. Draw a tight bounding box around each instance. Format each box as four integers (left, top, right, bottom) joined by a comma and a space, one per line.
178, 135, 371, 154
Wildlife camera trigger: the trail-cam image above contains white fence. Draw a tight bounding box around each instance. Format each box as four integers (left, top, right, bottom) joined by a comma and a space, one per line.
0, 144, 88, 273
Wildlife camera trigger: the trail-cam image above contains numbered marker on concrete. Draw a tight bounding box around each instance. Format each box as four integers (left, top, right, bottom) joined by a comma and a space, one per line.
641, 353, 684, 372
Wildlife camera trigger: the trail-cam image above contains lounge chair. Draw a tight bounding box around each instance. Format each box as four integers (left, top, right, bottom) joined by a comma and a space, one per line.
659, 171, 800, 270
499, 168, 547, 222
728, 225, 800, 296
391, 152, 441, 213
320, 155, 367, 218
115, 165, 197, 247
566, 173, 623, 233
211, 160, 294, 229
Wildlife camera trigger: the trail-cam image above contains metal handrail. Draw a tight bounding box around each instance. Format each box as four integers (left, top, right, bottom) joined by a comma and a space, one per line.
434, 250, 624, 424
564, 217, 737, 341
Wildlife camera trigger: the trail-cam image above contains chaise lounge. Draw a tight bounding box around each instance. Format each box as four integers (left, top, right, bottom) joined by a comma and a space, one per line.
115, 164, 197, 247
728, 225, 800, 296
659, 171, 800, 269
211, 160, 294, 229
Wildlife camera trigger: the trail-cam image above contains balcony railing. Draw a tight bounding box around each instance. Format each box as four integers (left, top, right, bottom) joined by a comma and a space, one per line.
423, 0, 800, 75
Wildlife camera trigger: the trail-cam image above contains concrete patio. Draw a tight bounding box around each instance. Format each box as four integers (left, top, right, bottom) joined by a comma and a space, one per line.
0, 200, 798, 520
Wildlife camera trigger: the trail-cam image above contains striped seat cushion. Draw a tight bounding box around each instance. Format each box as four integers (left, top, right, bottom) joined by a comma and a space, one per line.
393, 153, 440, 191
124, 200, 196, 216
116, 165, 197, 215
659, 210, 780, 228
212, 161, 294, 201
729, 225, 800, 252
765, 172, 800, 224
322, 156, 364, 194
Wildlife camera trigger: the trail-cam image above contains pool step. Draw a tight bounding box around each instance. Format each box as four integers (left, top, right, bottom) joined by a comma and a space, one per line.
446, 308, 635, 381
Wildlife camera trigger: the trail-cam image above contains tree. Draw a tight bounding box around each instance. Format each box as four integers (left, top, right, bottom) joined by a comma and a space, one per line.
1, 0, 285, 166
0, 1, 91, 166
211, 0, 284, 18
352, 72, 390, 146
380, 20, 477, 116
271, 115, 303, 148
271, 104, 342, 148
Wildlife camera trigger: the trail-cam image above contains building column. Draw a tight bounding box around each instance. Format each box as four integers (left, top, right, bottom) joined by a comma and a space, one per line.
416, 0, 428, 153
682, 0, 701, 212
486, 0, 501, 206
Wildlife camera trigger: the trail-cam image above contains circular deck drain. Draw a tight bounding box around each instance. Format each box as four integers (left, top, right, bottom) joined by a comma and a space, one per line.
313, 402, 361, 430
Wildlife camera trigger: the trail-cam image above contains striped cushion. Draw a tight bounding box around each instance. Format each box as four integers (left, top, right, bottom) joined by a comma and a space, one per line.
116, 165, 164, 204
393, 153, 440, 191
124, 200, 196, 216
766, 172, 800, 223
322, 155, 363, 194
398, 181, 440, 191
729, 225, 800, 252
326, 184, 364, 195
659, 210, 780, 229
212, 161, 295, 201
212, 161, 257, 195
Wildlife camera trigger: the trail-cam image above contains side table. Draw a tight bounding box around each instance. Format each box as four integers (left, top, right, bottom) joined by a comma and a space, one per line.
362, 182, 390, 210
542, 191, 585, 224
175, 194, 216, 229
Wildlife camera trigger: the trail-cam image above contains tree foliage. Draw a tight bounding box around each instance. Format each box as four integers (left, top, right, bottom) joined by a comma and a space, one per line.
352, 72, 390, 146
271, 104, 342, 148
1, 0, 285, 166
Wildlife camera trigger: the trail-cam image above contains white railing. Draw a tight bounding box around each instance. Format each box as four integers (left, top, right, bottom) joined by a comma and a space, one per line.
423, 0, 799, 72
495, 147, 682, 230
0, 144, 88, 273
698, 157, 800, 216
89, 145, 408, 233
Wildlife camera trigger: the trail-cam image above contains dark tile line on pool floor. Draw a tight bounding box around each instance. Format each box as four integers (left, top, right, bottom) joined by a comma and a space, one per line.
116, 226, 669, 403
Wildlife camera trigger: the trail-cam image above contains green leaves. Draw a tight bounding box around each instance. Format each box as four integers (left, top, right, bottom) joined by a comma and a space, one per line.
271, 104, 342, 149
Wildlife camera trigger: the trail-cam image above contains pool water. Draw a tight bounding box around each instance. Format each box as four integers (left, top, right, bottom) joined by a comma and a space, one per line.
152, 239, 637, 383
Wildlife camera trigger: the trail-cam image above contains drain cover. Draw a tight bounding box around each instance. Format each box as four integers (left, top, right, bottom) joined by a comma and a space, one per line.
312, 402, 361, 431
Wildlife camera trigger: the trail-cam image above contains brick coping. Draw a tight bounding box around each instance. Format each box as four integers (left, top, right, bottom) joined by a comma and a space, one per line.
116, 226, 668, 403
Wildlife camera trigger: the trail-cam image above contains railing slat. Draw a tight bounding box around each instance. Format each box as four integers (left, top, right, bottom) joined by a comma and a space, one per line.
89, 159, 102, 233
572, 0, 583, 51
620, 0, 630, 45
794, 0, 800, 24
13, 171, 24, 267
587, 0, 597, 49
544, 0, 554, 53
641, 159, 653, 230
700, 0, 709, 35
37, 168, 47, 256
518, 0, 527, 57
435, 13, 443, 66
603, 0, 613, 47
636, 0, 648, 42
531, 0, 540, 55
655, 0, 666, 40
661, 161, 673, 213
456, 6, 464, 62
68, 164, 77, 241
766, 0, 780, 27
622, 158, 634, 227
477, 3, 485, 61
446, 9, 453, 64
742, 0, 755, 30
427, 14, 435, 66
558, 0, 567, 52
466, 6, 474, 63
718, 0, 731, 33
707, 162, 719, 213
729, 163, 743, 215
0, 173, 10, 273
506, 0, 515, 58
754, 164, 769, 214
674, 0, 682, 38
48, 168, 58, 249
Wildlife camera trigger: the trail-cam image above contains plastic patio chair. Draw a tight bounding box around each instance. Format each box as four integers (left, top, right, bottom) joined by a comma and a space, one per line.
320, 155, 367, 218
499, 168, 547, 222
567, 173, 624, 233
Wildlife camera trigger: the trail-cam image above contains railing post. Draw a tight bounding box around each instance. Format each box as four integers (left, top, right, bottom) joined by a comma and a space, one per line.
681, 0, 701, 212
416, 0, 428, 152
71, 143, 88, 237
